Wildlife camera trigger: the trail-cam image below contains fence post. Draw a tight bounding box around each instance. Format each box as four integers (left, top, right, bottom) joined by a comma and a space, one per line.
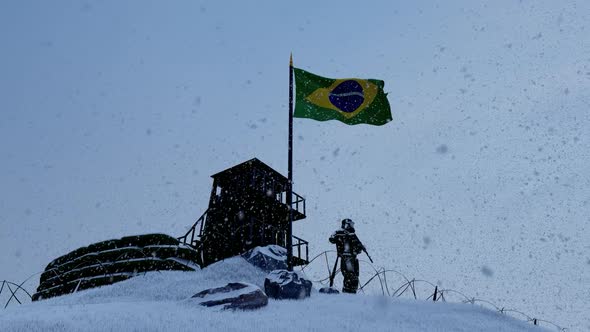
433, 286, 438, 302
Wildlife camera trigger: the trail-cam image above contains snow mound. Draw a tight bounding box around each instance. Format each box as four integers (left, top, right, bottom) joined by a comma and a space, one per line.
0, 257, 544, 332
30, 256, 266, 306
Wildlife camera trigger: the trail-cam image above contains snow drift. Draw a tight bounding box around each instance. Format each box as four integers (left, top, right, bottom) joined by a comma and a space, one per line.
0, 256, 544, 332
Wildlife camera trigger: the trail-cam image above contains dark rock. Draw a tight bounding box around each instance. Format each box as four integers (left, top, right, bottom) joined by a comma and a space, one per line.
264, 270, 312, 300
242, 245, 288, 272
319, 287, 340, 294
192, 282, 268, 310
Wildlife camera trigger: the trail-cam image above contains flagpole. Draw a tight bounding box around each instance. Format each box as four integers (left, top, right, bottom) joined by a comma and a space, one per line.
286, 53, 294, 271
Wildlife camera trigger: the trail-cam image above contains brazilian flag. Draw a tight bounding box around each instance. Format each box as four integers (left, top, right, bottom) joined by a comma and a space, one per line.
293, 68, 392, 126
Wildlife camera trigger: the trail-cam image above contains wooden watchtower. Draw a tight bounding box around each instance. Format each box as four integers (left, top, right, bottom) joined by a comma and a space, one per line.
178, 158, 308, 267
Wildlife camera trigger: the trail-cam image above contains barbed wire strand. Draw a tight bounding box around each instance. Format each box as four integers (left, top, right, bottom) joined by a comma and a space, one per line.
298, 250, 567, 331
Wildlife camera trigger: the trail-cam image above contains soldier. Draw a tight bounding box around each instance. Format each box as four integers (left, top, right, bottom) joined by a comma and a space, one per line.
329, 218, 367, 294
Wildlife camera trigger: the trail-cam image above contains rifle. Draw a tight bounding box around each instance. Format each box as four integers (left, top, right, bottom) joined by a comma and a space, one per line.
363, 247, 374, 264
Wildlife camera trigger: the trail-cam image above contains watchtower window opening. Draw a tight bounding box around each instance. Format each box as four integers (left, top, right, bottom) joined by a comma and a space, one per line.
215, 186, 222, 197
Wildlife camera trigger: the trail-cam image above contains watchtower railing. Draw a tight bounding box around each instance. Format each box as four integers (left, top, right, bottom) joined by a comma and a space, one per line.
246, 217, 309, 265
276, 190, 306, 217
177, 209, 208, 248
292, 235, 309, 263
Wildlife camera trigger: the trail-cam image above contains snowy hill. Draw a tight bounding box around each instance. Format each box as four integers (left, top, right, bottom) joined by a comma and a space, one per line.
1, 1, 588, 330
0, 257, 544, 332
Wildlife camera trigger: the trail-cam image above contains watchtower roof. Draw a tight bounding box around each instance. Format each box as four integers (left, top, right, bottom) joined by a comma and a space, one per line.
211, 158, 288, 185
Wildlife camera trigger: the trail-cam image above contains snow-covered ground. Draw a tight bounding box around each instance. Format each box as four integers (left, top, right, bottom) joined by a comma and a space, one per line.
1, 1, 589, 330
0, 257, 544, 332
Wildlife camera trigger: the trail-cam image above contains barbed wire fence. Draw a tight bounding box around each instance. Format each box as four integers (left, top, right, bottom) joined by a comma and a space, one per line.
299, 250, 568, 331
0, 280, 34, 309
1, 249, 568, 331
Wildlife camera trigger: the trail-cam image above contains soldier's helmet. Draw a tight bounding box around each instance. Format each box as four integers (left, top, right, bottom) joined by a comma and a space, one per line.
341, 218, 355, 230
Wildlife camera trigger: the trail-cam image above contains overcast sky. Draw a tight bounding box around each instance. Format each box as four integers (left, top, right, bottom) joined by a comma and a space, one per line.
1, 1, 589, 329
